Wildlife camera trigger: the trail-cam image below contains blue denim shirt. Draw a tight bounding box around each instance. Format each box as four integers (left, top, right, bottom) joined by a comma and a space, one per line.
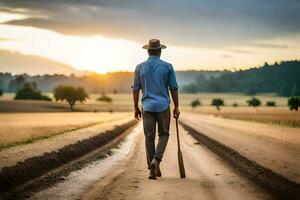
132, 56, 178, 112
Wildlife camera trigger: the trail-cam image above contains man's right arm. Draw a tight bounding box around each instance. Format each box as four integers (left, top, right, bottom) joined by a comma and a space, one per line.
132, 65, 141, 119
133, 90, 141, 119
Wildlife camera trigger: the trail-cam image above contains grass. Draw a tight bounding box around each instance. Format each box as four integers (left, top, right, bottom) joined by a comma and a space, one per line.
0, 112, 130, 149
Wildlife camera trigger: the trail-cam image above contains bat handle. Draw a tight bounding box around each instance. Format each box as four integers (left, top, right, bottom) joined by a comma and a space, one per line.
175, 118, 181, 150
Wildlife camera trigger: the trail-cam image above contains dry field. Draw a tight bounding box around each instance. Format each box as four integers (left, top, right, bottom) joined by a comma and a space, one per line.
0, 93, 133, 112
1, 92, 298, 126
216, 111, 300, 127
0, 92, 290, 111
180, 93, 288, 107
0, 112, 130, 149
180, 93, 298, 127
184, 106, 300, 127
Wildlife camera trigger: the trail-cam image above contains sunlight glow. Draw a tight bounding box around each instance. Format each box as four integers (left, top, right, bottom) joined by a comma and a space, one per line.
0, 21, 300, 73
0, 12, 27, 23
0, 24, 146, 72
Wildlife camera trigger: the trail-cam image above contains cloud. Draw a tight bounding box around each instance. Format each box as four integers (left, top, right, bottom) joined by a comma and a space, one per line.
0, 0, 300, 48
0, 49, 85, 75
0, 37, 14, 42
252, 43, 290, 49
228, 49, 257, 54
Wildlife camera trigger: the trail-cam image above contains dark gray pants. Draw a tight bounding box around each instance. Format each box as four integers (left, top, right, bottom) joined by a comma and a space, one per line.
142, 107, 170, 168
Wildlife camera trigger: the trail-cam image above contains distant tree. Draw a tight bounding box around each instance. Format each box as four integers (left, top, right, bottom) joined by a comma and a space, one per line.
263, 62, 270, 67
291, 84, 300, 96
15, 75, 26, 85
179, 60, 300, 95
211, 98, 224, 110
278, 82, 291, 97
0, 88, 3, 97
182, 84, 198, 93
8, 75, 26, 92
97, 93, 112, 103
265, 101, 276, 107
288, 97, 300, 111
247, 97, 261, 107
54, 85, 88, 111
208, 79, 223, 92
190, 99, 201, 109
232, 102, 238, 107
244, 87, 257, 95
14, 82, 51, 101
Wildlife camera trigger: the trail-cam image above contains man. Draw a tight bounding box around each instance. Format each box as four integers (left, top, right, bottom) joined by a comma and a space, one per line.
132, 39, 180, 179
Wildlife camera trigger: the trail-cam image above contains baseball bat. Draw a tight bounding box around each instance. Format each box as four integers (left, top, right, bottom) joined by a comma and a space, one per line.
175, 118, 186, 178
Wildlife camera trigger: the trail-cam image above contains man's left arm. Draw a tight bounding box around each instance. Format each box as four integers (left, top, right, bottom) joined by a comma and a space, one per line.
168, 65, 180, 119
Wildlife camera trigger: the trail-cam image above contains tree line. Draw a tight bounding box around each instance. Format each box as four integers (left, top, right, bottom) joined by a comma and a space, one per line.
0, 72, 134, 93
0, 60, 299, 96
182, 60, 300, 96
0, 70, 223, 93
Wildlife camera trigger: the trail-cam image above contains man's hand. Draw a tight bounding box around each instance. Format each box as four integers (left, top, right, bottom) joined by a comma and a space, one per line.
170, 90, 180, 119
173, 107, 180, 119
134, 107, 142, 120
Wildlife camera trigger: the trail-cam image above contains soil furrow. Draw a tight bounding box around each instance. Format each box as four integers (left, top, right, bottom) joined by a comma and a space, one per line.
0, 120, 138, 199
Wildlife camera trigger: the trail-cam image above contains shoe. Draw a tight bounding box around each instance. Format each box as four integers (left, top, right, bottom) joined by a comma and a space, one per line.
148, 164, 156, 179
151, 158, 162, 177
155, 165, 162, 177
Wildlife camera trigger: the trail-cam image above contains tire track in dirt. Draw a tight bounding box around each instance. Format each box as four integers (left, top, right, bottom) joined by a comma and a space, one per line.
180, 121, 300, 200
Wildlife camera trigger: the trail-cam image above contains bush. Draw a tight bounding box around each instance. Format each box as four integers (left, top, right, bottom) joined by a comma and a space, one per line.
247, 97, 261, 107
211, 98, 224, 110
265, 101, 276, 107
190, 99, 201, 109
0, 88, 3, 97
54, 85, 88, 111
288, 96, 300, 111
14, 82, 51, 101
232, 102, 238, 107
97, 93, 112, 103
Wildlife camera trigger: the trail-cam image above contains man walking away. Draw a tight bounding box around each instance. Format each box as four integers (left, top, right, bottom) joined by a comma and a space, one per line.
132, 39, 180, 179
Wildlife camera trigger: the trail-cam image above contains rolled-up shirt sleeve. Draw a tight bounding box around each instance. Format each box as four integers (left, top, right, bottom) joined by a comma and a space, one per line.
168, 64, 178, 91
131, 65, 141, 92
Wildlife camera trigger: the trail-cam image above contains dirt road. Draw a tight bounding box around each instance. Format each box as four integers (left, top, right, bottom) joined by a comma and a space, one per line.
81, 121, 271, 200
180, 113, 300, 184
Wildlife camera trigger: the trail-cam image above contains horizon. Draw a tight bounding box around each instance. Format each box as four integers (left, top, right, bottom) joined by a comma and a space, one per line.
0, 59, 300, 77
1, 58, 298, 76
0, 1, 300, 74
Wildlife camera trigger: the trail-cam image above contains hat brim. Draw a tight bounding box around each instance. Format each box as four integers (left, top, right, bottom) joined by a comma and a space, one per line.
142, 44, 167, 49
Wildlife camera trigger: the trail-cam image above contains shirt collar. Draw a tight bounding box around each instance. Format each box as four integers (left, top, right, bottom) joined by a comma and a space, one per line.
148, 55, 160, 60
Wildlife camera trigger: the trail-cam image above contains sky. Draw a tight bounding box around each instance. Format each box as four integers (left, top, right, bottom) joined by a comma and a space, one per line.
0, 0, 300, 74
